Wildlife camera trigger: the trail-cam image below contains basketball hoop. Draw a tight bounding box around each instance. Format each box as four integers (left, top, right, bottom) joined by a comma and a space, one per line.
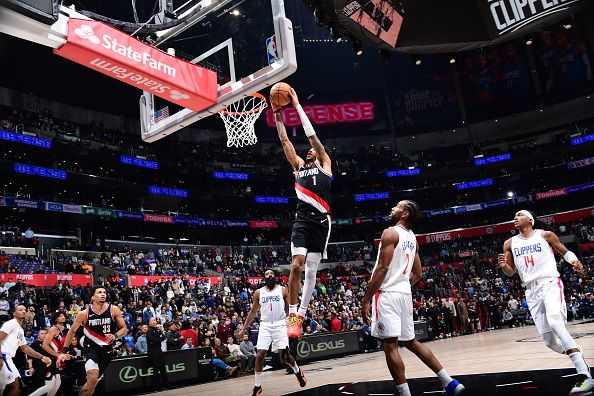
218, 93, 268, 148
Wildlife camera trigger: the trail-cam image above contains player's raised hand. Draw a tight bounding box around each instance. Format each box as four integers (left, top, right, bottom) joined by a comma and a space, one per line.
289, 88, 300, 107
362, 299, 371, 326
56, 353, 72, 366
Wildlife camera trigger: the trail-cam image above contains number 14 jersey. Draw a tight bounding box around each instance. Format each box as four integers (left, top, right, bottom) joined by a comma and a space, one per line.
511, 229, 560, 285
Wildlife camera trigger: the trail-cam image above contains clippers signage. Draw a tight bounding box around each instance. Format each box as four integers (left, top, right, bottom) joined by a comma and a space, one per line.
0, 274, 92, 287
481, 0, 584, 36
54, 19, 217, 112
296, 331, 361, 362
265, 103, 374, 127
338, 0, 403, 49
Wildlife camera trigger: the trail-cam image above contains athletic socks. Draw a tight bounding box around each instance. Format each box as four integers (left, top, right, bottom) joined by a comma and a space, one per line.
297, 307, 307, 317
254, 372, 262, 387
437, 369, 454, 387
569, 351, 592, 378
291, 362, 300, 373
289, 305, 298, 316
396, 383, 411, 396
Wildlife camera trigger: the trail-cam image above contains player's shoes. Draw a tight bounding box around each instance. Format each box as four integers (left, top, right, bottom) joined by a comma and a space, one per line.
445, 379, 465, 396
569, 375, 594, 395
287, 313, 303, 338
252, 386, 263, 396
294, 368, 307, 387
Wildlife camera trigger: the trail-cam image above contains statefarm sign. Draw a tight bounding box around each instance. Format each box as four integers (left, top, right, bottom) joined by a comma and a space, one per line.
54, 19, 217, 112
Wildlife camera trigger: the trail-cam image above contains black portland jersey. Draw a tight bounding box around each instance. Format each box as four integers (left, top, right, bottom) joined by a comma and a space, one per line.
294, 160, 331, 214
83, 303, 117, 348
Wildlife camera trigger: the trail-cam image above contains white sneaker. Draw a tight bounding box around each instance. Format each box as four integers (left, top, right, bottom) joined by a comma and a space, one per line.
569, 375, 594, 395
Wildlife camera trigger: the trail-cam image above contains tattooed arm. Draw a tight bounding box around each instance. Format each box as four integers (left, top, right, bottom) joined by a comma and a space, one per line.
275, 113, 304, 171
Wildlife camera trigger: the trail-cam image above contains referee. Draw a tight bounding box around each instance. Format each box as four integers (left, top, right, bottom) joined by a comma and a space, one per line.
147, 317, 169, 390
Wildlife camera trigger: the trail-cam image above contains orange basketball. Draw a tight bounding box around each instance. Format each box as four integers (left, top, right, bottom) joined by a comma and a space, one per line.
270, 82, 292, 109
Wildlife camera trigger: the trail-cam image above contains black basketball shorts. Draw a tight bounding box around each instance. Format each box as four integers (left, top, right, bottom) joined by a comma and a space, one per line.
83, 345, 113, 375
291, 213, 331, 259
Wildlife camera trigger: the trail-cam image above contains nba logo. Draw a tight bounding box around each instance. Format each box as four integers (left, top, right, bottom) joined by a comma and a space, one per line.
266, 35, 278, 65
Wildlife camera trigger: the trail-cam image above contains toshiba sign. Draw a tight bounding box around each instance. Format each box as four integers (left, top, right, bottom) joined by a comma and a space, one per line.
265, 102, 374, 127
54, 19, 217, 112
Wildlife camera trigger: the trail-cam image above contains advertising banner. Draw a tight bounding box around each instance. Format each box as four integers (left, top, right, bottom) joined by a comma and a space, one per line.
0, 274, 92, 287
296, 331, 361, 362
414, 321, 430, 341
62, 204, 83, 214
104, 348, 213, 394
536, 188, 567, 200
567, 156, 594, 169
4, 197, 43, 210
46, 202, 64, 212
115, 210, 144, 221
82, 206, 116, 217
54, 19, 217, 112
249, 221, 278, 228
417, 207, 594, 244
143, 214, 174, 224
128, 275, 221, 287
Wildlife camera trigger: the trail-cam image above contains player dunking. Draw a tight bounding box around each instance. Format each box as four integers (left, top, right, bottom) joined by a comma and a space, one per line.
499, 210, 593, 395
238, 270, 306, 395
0, 305, 52, 395
362, 201, 465, 396
273, 87, 332, 338
57, 286, 128, 396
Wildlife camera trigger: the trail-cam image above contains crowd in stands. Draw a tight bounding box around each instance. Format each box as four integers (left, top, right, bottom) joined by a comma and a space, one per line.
0, 218, 591, 384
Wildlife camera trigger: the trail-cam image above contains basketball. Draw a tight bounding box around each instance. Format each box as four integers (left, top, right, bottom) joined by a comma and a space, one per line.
270, 82, 293, 109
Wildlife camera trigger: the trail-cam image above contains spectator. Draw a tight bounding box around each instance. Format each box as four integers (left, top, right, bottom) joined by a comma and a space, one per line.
147, 317, 169, 390
239, 333, 256, 372
164, 321, 183, 350
213, 337, 239, 368
181, 337, 194, 350
226, 335, 248, 373
135, 324, 148, 354
179, 320, 198, 348
204, 338, 237, 376
331, 315, 342, 332
0, 294, 10, 322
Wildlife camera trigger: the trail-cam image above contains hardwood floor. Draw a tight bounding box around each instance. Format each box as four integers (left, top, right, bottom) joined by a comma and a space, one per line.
155, 320, 594, 396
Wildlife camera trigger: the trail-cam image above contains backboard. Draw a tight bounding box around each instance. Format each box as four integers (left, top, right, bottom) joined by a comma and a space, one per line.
139, 0, 297, 143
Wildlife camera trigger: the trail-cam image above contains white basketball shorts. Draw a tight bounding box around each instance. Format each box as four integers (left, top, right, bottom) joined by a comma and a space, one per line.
525, 277, 567, 335
371, 291, 414, 341
1, 355, 21, 386
256, 321, 289, 352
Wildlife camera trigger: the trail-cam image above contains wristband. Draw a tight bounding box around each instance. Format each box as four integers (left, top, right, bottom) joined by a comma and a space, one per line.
563, 251, 578, 263
295, 105, 316, 137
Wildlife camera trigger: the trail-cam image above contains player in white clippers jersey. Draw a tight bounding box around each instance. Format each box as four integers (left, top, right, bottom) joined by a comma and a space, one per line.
238, 270, 306, 396
363, 200, 464, 396
0, 305, 51, 395
499, 210, 593, 395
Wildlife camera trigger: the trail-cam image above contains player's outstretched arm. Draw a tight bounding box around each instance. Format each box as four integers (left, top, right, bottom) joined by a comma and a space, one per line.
238, 289, 260, 338
542, 230, 586, 274
275, 113, 303, 171
42, 326, 61, 358
498, 238, 517, 277
288, 88, 331, 172
20, 344, 51, 366
57, 309, 86, 364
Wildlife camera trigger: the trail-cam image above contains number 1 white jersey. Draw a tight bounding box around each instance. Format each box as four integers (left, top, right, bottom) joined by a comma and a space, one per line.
259, 285, 286, 323
372, 225, 416, 294
511, 229, 560, 285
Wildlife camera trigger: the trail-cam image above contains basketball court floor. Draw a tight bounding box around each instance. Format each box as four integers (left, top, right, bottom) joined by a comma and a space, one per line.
155, 320, 593, 395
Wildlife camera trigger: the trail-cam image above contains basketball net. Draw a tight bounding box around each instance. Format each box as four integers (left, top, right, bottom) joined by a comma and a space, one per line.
218, 93, 268, 148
